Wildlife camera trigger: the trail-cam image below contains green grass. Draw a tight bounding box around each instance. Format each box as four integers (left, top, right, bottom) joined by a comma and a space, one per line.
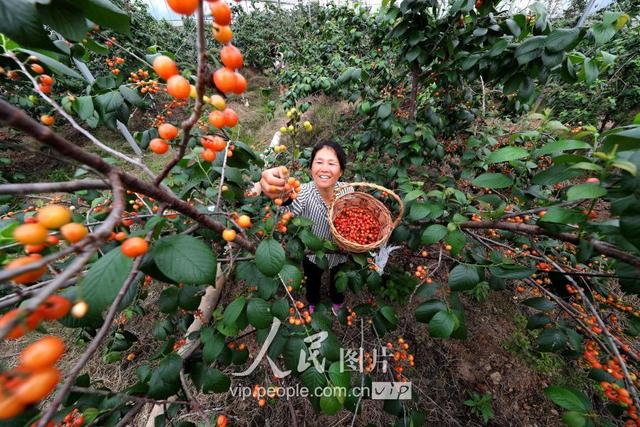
502, 313, 589, 388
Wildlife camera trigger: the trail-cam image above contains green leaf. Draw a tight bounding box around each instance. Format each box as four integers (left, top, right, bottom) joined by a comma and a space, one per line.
279, 263, 302, 289
79, 248, 140, 315
515, 36, 545, 64
152, 235, 217, 284
545, 28, 581, 52
582, 58, 598, 84
526, 313, 552, 329
158, 287, 179, 313
201, 328, 226, 363
379, 306, 397, 328
567, 162, 602, 172
489, 38, 510, 57
429, 310, 457, 338
377, 103, 391, 119
566, 183, 606, 201
602, 126, 640, 152
562, 411, 588, 427
448, 264, 480, 291
320, 389, 343, 415
16, 49, 83, 80
246, 298, 273, 329
486, 147, 529, 164
0, 0, 55, 50
148, 353, 181, 399
591, 22, 616, 46
409, 202, 430, 221
36, 0, 88, 42
77, 0, 130, 34
415, 299, 446, 323
539, 207, 586, 224
489, 265, 535, 279
421, 224, 448, 245
223, 297, 246, 327
299, 229, 323, 251
537, 328, 567, 352
119, 85, 143, 106
472, 173, 513, 189
544, 386, 592, 411
534, 140, 591, 156
611, 160, 637, 176
255, 238, 286, 277
178, 286, 202, 310
403, 189, 425, 202
192, 364, 230, 393
301, 366, 327, 392
522, 297, 555, 311
74, 96, 94, 121
328, 361, 351, 388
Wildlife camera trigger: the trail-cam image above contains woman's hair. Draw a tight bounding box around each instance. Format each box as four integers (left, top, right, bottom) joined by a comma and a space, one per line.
310, 140, 347, 172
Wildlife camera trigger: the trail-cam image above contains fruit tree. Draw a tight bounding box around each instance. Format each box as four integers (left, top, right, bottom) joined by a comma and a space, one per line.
0, 0, 639, 426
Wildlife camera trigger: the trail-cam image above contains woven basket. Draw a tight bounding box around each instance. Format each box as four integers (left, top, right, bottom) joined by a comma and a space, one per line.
328, 182, 404, 253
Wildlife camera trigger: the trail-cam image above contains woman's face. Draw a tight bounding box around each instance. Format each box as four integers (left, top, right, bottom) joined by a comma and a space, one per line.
311, 146, 342, 190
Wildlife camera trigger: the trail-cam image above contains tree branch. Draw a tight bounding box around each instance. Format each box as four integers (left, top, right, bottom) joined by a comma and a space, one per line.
0, 179, 110, 195
0, 172, 125, 340
459, 220, 640, 270
38, 251, 144, 426
154, 0, 208, 186
8, 53, 157, 179
0, 98, 256, 252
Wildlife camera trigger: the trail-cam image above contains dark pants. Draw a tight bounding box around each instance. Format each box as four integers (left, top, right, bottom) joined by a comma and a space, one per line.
302, 257, 344, 305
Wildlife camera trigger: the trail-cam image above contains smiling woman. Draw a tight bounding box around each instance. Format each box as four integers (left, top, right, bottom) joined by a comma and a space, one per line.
258, 141, 352, 315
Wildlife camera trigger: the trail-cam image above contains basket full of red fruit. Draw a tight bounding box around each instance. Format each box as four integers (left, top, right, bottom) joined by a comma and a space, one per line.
328, 182, 404, 253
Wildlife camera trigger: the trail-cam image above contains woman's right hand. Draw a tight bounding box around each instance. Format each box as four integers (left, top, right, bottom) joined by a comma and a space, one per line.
260, 166, 289, 201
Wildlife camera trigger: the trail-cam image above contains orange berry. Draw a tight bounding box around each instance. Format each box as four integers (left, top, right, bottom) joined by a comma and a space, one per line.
158, 123, 179, 140
237, 215, 251, 229
212, 24, 233, 44
213, 67, 237, 93
6, 254, 47, 285
201, 149, 216, 162
166, 0, 198, 15
208, 110, 225, 128
0, 394, 25, 419
30, 63, 44, 74
25, 244, 45, 254
40, 115, 54, 126
18, 336, 65, 372
60, 222, 88, 243
233, 72, 247, 94
211, 1, 232, 25
220, 44, 243, 69
209, 94, 226, 110
149, 138, 169, 154
14, 223, 48, 245
153, 55, 179, 80
38, 84, 52, 94
13, 367, 60, 404
166, 75, 190, 99
222, 229, 236, 242
40, 74, 55, 86
0, 308, 42, 339
37, 204, 71, 229
223, 108, 238, 128
217, 414, 228, 427
121, 237, 149, 257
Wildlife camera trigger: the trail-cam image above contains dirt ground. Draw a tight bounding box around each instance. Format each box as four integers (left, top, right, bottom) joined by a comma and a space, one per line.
0, 73, 599, 426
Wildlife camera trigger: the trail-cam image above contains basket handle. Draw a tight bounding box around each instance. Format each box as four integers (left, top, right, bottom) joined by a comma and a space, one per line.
333, 182, 404, 228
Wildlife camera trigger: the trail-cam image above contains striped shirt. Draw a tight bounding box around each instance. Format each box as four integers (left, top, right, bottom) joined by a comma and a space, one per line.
282, 181, 353, 268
